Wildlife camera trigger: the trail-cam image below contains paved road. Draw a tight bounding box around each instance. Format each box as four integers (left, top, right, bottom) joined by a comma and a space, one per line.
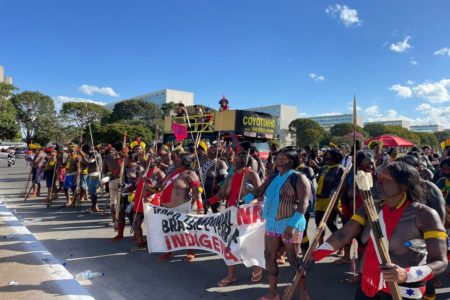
1, 159, 450, 300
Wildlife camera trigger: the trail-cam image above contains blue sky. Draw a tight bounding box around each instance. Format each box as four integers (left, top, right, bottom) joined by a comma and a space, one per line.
1, 0, 450, 128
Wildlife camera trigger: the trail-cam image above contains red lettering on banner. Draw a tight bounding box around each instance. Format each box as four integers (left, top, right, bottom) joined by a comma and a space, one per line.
165, 236, 172, 250
237, 205, 263, 225
253, 205, 263, 223
211, 236, 221, 252
164, 233, 240, 263
185, 233, 196, 246
199, 234, 212, 249
171, 234, 186, 248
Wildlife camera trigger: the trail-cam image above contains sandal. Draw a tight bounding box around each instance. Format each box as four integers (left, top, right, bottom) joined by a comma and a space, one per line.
251, 269, 263, 282
333, 257, 351, 264
217, 277, 237, 287
184, 253, 195, 262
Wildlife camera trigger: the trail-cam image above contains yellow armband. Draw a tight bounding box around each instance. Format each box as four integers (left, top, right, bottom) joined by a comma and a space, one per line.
351, 214, 366, 226
423, 231, 447, 240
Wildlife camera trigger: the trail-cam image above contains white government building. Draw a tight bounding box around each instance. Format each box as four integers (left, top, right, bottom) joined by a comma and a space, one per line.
307, 113, 364, 130
246, 104, 298, 146
0, 65, 13, 84
106, 89, 194, 110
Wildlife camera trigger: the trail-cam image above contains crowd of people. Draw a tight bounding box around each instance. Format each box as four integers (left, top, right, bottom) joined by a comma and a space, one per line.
18, 132, 450, 299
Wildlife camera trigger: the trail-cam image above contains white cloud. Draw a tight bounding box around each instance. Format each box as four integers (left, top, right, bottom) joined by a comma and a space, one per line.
433, 47, 450, 56
78, 84, 119, 97
413, 79, 450, 103
405, 80, 415, 85
410, 59, 418, 66
365, 105, 380, 117
390, 36, 411, 53
325, 4, 362, 27
309, 73, 325, 82
389, 84, 413, 98
365, 108, 412, 123
414, 103, 450, 128
53, 96, 107, 110
389, 78, 450, 103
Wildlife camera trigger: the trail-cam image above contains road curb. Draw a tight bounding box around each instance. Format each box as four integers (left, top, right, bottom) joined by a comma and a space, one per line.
0, 198, 95, 300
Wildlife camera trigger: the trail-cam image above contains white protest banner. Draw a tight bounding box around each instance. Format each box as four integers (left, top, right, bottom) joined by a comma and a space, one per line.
144, 203, 265, 267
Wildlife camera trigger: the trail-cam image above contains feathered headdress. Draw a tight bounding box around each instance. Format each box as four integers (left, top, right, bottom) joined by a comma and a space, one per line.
441, 138, 450, 149
130, 137, 146, 151
368, 140, 384, 150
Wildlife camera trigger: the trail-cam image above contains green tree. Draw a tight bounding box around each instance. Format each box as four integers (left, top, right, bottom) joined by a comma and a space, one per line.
434, 131, 450, 144
92, 121, 153, 144
108, 99, 162, 131
364, 123, 386, 137
161, 101, 178, 116
330, 123, 365, 137
289, 118, 324, 147
0, 83, 20, 140
415, 132, 438, 149
11, 91, 56, 144
61, 102, 110, 128
0, 82, 18, 99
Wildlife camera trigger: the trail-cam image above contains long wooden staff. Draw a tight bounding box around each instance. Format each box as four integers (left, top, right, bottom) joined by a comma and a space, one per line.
212, 110, 224, 190
355, 171, 401, 300
282, 163, 352, 300
184, 108, 206, 195
350, 95, 358, 276
236, 149, 251, 206
115, 131, 127, 228
21, 167, 33, 196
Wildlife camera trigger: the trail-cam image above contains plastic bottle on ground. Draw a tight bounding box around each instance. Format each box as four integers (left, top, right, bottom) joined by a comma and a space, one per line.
75, 270, 104, 281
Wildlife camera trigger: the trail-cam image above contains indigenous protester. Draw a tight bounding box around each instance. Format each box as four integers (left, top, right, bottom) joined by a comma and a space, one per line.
114, 152, 145, 241
397, 154, 446, 296
312, 162, 448, 300
43, 148, 57, 204
31, 147, 46, 198
200, 143, 228, 213
131, 155, 165, 251
156, 143, 171, 173
339, 152, 376, 260
207, 151, 262, 287
157, 152, 204, 262
63, 146, 79, 207
79, 144, 103, 212
436, 157, 450, 206
56, 146, 67, 192
314, 149, 344, 244
219, 96, 229, 111
296, 149, 317, 254
369, 141, 385, 168
102, 144, 122, 227
243, 146, 311, 300
176, 102, 186, 117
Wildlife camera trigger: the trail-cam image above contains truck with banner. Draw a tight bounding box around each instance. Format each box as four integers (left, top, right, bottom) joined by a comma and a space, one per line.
163, 109, 276, 159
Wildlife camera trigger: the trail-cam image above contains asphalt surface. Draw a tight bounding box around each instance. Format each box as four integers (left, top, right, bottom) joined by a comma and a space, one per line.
1, 158, 450, 300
